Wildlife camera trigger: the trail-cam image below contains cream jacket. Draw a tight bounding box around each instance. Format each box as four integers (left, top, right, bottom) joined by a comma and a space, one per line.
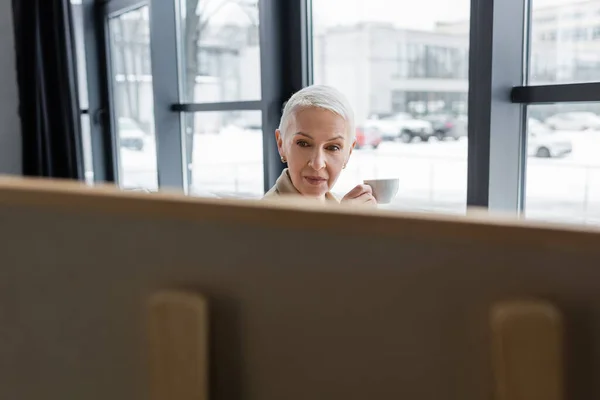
264, 169, 337, 202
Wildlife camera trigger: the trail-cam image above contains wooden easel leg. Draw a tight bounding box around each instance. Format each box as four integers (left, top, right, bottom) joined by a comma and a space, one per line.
148, 291, 209, 400
491, 300, 563, 400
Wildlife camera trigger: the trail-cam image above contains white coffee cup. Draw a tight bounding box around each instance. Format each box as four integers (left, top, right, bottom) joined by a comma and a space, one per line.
363, 178, 399, 204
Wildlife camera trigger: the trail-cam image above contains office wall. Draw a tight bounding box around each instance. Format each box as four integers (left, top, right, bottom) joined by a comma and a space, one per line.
0, 0, 20, 175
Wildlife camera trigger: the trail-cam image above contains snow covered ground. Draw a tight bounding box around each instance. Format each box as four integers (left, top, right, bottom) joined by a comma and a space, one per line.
116, 126, 600, 225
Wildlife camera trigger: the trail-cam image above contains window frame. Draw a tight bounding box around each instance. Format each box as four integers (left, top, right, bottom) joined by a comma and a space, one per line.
160, 0, 310, 193
75, 0, 600, 219
78, 0, 117, 183
506, 0, 600, 217
466, 0, 529, 212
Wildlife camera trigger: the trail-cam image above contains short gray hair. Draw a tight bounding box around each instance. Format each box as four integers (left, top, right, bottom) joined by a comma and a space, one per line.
278, 85, 355, 142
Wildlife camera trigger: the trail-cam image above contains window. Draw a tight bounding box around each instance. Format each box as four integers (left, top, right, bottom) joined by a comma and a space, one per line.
183, 110, 264, 197
568, 11, 584, 19
108, 6, 158, 191
530, 1, 600, 84
525, 104, 600, 224
312, 0, 470, 213
65, 0, 600, 227
71, 0, 94, 184
395, 43, 408, 78
408, 43, 427, 78
178, 0, 261, 103
539, 31, 557, 41
561, 27, 588, 41
536, 15, 556, 24
176, 0, 264, 197
515, 1, 600, 225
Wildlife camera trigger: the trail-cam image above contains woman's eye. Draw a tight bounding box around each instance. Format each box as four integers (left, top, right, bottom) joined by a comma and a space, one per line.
296, 140, 310, 147
327, 145, 341, 152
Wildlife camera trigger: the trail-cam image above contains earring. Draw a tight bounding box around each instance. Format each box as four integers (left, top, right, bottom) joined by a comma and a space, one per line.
343, 164, 347, 169
281, 156, 287, 163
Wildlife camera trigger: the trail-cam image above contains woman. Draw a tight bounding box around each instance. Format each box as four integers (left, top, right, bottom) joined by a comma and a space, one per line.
264, 85, 376, 206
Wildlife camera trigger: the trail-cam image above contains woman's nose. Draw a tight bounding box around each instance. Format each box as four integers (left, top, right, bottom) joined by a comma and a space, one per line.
308, 149, 326, 170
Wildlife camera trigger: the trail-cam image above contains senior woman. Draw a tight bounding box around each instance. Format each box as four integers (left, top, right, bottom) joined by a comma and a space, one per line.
264, 85, 376, 205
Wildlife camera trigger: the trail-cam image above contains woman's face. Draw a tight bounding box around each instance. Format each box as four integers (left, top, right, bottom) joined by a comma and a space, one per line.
276, 107, 354, 199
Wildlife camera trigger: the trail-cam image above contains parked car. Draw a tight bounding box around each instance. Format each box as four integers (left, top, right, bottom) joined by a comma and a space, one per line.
118, 117, 145, 151
528, 118, 572, 158
423, 114, 468, 140
366, 113, 434, 143
545, 112, 600, 131
354, 126, 382, 149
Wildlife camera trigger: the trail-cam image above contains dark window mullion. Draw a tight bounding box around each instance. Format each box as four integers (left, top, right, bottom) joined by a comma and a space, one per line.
171, 101, 263, 113
258, 0, 310, 193
82, 0, 116, 183
467, 0, 528, 213
511, 82, 600, 104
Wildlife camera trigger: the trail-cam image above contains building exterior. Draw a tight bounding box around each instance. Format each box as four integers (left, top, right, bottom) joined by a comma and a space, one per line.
530, 0, 600, 84
313, 0, 600, 124
313, 22, 469, 124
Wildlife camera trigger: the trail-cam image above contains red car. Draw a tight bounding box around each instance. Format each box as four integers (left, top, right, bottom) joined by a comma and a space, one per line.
355, 126, 382, 149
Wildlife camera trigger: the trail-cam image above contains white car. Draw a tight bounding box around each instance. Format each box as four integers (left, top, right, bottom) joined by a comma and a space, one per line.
528, 118, 572, 158
118, 117, 146, 151
366, 113, 434, 143
545, 112, 600, 131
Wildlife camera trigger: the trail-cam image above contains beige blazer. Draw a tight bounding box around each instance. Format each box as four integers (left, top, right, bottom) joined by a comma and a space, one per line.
264, 169, 338, 202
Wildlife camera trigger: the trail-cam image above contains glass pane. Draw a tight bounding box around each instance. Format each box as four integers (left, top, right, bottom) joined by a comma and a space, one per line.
184, 110, 263, 198
108, 6, 158, 191
71, 0, 93, 184
80, 114, 94, 184
526, 104, 600, 224
71, 0, 88, 109
312, 0, 470, 213
177, 0, 261, 103
530, 0, 600, 84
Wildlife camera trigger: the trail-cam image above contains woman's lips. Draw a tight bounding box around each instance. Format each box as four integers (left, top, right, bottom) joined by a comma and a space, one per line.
304, 176, 327, 185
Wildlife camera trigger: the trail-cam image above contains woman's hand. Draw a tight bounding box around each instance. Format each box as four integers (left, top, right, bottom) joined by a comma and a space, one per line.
341, 184, 377, 206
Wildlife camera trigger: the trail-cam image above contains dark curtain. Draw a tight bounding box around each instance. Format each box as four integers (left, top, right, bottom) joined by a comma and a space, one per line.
12, 0, 83, 179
